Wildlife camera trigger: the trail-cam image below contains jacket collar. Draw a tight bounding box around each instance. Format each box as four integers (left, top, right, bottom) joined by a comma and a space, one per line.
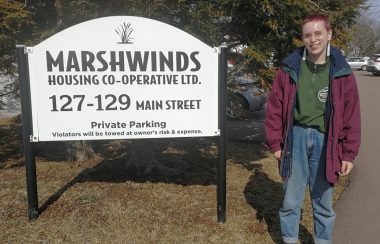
282, 46, 351, 82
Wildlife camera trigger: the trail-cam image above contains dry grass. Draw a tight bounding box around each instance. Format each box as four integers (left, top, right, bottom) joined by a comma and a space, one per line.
0, 117, 348, 243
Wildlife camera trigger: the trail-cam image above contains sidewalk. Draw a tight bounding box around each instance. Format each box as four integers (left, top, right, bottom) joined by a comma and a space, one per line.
333, 72, 380, 244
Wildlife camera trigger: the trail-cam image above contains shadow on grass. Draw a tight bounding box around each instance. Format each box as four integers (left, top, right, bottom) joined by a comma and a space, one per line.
39, 137, 221, 214
244, 163, 314, 244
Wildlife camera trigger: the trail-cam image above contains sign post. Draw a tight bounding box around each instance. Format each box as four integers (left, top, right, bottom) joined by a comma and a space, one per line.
17, 16, 226, 221
16, 45, 39, 220
217, 46, 227, 223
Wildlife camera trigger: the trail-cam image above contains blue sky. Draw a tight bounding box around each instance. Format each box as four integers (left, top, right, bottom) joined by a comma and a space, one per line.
367, 0, 380, 20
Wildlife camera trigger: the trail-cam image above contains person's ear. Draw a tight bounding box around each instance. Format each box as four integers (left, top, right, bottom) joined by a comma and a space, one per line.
327, 30, 332, 41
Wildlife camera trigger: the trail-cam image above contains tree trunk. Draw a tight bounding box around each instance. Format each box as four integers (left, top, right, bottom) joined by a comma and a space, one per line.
64, 141, 98, 161
125, 139, 183, 177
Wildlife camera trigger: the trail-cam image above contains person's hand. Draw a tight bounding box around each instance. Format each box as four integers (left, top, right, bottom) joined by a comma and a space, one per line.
339, 161, 353, 176
273, 150, 281, 161
273, 150, 282, 176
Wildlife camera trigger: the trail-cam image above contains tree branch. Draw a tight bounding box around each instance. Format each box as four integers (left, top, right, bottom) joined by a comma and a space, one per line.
305, 0, 328, 13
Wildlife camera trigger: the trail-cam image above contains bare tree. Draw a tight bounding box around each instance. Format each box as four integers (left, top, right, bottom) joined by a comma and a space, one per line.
348, 10, 380, 56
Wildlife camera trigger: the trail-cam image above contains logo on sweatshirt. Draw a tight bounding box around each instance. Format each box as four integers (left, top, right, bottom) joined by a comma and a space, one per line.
318, 87, 328, 102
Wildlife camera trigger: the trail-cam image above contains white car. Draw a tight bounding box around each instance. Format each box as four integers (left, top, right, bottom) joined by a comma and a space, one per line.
346, 57, 368, 71
366, 54, 380, 76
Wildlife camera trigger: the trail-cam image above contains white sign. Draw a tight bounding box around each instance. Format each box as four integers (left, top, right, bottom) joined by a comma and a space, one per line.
27, 16, 220, 141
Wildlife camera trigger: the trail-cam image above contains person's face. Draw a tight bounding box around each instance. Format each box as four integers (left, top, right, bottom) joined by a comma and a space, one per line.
302, 20, 332, 62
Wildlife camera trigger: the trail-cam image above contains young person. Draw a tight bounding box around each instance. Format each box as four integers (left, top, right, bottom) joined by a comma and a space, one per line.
265, 14, 361, 244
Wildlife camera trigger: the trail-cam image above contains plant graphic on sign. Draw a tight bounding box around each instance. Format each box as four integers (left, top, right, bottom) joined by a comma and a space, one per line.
115, 22, 134, 44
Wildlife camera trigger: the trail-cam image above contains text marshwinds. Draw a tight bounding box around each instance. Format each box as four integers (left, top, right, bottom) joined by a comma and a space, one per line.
46, 50, 201, 72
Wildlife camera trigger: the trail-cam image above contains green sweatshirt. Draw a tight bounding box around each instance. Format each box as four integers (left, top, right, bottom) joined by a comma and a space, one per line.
294, 57, 330, 132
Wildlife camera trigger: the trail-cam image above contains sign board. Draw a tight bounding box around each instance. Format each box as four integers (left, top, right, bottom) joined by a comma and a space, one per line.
27, 16, 219, 141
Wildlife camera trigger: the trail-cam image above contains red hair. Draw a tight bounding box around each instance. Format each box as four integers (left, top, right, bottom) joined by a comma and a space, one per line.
301, 14, 331, 31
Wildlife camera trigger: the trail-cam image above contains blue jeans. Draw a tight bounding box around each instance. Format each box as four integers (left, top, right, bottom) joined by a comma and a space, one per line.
280, 126, 336, 244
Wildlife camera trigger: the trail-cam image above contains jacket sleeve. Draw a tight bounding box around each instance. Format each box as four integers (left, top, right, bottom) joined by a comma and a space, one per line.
265, 69, 285, 153
342, 73, 361, 162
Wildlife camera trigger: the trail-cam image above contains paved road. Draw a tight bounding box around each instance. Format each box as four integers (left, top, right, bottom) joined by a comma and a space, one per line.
333, 71, 380, 244
226, 109, 265, 143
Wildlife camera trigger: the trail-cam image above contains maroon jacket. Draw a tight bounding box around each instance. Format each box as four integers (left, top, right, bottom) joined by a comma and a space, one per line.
265, 47, 361, 184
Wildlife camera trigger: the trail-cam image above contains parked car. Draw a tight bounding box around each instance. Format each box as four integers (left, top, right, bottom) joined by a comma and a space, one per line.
366, 54, 380, 76
346, 57, 368, 71
226, 76, 267, 119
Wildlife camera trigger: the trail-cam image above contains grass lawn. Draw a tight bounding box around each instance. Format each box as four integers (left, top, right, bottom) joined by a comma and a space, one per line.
0, 116, 348, 243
